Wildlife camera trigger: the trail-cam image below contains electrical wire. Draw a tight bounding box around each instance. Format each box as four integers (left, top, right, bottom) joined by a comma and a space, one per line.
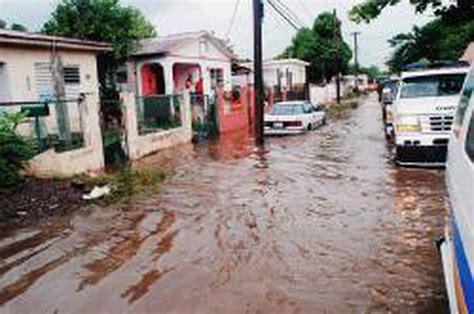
272, 0, 307, 28
225, 0, 241, 39
295, 0, 313, 23
266, 0, 301, 31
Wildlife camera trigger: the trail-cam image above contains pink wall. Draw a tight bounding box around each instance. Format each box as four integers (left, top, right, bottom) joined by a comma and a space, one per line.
216, 86, 278, 134
218, 86, 254, 134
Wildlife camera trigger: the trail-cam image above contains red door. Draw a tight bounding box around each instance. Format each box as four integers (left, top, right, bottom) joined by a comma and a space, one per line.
141, 64, 158, 96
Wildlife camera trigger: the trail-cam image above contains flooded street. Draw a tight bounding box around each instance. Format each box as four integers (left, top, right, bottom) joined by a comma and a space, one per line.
0, 94, 449, 313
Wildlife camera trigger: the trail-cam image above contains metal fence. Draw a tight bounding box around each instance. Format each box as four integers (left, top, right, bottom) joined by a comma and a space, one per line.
0, 99, 85, 153
136, 94, 183, 136
190, 93, 219, 140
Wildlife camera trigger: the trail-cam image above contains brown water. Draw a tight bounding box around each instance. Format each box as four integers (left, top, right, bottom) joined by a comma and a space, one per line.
0, 95, 449, 313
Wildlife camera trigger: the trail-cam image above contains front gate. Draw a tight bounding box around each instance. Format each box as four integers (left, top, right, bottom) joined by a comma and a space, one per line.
190, 93, 219, 141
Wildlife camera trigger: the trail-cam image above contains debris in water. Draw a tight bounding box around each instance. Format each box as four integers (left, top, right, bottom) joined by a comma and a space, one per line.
82, 185, 111, 200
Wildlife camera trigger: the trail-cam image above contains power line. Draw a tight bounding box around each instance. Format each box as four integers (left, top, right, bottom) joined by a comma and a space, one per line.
267, 0, 301, 31
295, 0, 313, 23
225, 0, 241, 39
272, 0, 307, 28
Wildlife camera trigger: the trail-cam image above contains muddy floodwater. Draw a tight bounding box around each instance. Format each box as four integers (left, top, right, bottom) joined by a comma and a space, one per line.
0, 95, 449, 313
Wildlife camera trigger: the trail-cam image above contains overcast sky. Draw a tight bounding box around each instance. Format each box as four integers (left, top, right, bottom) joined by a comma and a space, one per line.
0, 0, 433, 68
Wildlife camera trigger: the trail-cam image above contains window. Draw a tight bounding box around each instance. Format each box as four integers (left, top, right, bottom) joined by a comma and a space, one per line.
454, 68, 474, 138
400, 73, 466, 98
0, 62, 10, 102
210, 68, 224, 89
303, 103, 313, 114
313, 104, 322, 112
466, 111, 474, 162
272, 104, 303, 115
63, 66, 80, 84
116, 70, 128, 84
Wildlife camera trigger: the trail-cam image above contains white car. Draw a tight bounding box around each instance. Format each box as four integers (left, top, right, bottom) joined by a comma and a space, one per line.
438, 65, 474, 313
393, 65, 469, 166
264, 101, 326, 135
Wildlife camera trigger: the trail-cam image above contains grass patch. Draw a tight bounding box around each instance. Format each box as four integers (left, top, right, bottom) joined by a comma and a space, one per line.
76, 166, 166, 204
324, 96, 360, 120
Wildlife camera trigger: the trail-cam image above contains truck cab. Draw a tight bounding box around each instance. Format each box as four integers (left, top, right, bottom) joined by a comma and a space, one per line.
393, 66, 469, 166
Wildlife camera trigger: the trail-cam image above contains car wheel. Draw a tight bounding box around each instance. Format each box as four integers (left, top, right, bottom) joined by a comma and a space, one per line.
307, 123, 312, 131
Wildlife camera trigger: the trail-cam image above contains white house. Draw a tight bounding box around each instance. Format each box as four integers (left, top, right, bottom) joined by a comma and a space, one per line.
240, 58, 309, 89
0, 29, 110, 103
0, 29, 111, 177
122, 30, 235, 96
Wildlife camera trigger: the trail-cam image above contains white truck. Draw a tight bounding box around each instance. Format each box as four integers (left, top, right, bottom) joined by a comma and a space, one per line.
393, 65, 469, 166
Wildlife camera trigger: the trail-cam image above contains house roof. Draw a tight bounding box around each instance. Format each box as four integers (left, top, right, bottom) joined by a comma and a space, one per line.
131, 30, 235, 59
242, 58, 310, 70
0, 29, 111, 52
263, 58, 310, 67
461, 42, 474, 64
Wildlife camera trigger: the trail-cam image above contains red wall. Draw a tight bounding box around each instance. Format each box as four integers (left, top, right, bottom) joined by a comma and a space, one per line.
218, 86, 255, 134
141, 64, 158, 96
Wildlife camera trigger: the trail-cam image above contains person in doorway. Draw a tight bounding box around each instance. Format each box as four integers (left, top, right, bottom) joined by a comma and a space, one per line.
185, 74, 193, 90
196, 76, 204, 95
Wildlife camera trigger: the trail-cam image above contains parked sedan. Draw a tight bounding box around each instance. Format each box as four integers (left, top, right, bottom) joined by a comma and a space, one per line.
264, 101, 326, 135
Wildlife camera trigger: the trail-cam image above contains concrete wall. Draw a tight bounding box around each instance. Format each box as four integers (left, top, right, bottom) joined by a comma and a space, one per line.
27, 93, 105, 177
122, 92, 192, 160
310, 84, 337, 105
218, 87, 254, 134
309, 81, 355, 105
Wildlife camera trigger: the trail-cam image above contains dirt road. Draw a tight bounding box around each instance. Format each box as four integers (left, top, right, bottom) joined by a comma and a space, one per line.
0, 94, 449, 313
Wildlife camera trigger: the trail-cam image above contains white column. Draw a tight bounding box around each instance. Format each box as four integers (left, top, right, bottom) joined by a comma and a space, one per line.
163, 60, 174, 95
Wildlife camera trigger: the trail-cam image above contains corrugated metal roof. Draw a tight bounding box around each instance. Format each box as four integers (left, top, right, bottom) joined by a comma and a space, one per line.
131, 30, 235, 59
0, 29, 111, 52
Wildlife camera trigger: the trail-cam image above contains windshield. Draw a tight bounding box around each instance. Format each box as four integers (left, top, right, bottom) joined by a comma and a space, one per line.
272, 104, 304, 115
400, 73, 466, 98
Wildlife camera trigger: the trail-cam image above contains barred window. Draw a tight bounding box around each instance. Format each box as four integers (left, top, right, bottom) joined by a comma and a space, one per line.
63, 66, 80, 84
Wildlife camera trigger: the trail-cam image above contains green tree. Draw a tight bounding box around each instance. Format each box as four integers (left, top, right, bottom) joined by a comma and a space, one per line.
280, 12, 352, 83
350, 0, 473, 24
387, 18, 474, 71
348, 64, 382, 81
42, 0, 157, 122
0, 19, 6, 29
10, 23, 27, 32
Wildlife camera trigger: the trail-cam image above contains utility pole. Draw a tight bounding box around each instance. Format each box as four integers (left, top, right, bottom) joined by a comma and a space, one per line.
333, 9, 341, 104
253, 0, 264, 146
351, 31, 361, 91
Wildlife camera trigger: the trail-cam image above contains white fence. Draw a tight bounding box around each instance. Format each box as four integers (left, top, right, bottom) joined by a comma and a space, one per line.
121, 92, 192, 161
27, 93, 105, 177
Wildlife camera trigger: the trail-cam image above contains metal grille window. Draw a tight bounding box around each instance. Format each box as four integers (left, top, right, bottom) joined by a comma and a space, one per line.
63, 66, 80, 84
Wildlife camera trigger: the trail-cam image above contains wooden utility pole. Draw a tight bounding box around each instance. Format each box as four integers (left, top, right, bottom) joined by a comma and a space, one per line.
351, 31, 361, 91
333, 9, 341, 104
253, 0, 264, 146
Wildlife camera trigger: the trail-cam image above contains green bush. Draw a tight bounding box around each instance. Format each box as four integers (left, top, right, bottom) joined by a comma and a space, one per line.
0, 112, 35, 188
